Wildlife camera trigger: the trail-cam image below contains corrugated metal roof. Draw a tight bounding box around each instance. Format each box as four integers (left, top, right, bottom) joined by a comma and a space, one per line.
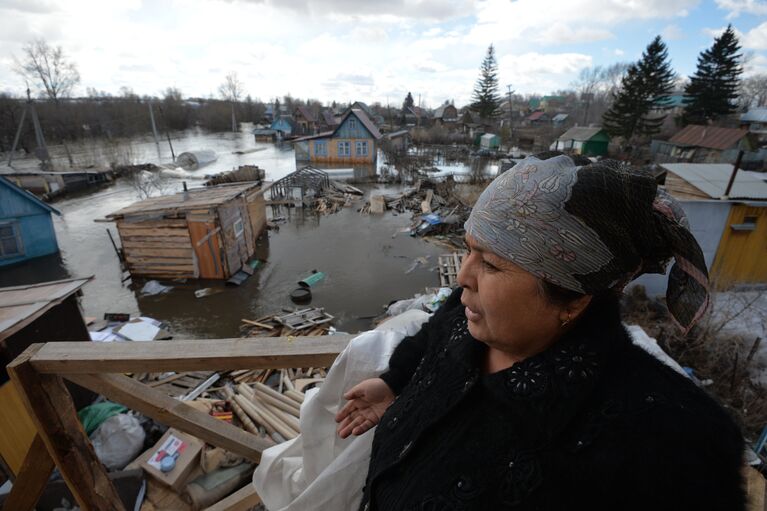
527, 111, 547, 121
668, 125, 748, 150
0, 277, 92, 340
107, 183, 263, 218
741, 108, 767, 123
557, 127, 605, 142
552, 113, 569, 122
660, 163, 767, 200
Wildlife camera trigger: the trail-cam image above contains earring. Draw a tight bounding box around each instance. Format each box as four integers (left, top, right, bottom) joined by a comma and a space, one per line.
560, 315, 571, 328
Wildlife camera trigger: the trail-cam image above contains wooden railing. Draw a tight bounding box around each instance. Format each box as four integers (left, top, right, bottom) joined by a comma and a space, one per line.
3, 334, 354, 511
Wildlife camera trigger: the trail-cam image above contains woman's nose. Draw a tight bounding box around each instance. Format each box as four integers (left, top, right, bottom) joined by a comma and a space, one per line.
457, 253, 476, 291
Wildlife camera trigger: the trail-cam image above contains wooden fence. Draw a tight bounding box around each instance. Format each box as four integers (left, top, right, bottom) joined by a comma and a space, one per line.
3, 334, 354, 511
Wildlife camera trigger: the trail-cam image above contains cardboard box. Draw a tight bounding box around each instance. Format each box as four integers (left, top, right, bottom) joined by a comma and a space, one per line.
136, 428, 204, 491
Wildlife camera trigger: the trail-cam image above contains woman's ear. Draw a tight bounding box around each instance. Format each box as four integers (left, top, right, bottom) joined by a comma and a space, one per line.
563, 294, 593, 322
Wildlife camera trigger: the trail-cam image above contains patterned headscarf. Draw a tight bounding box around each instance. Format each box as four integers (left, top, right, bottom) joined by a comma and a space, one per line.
465, 153, 709, 333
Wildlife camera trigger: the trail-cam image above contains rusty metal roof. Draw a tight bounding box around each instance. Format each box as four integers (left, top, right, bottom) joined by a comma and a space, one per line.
668, 125, 748, 150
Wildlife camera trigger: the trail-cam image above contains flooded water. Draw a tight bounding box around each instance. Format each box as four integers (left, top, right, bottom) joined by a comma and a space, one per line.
0, 128, 489, 338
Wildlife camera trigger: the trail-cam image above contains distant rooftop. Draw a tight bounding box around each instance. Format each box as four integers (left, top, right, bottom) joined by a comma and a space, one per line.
741, 108, 767, 123
669, 125, 749, 151
660, 163, 767, 200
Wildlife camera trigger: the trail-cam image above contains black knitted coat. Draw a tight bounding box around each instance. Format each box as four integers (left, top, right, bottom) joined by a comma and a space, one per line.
360, 288, 745, 511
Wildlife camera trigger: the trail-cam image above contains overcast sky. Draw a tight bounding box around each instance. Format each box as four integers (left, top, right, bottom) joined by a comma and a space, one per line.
0, 0, 766, 107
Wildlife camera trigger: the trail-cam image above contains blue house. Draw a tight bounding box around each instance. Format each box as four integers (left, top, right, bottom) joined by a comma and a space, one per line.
270, 115, 297, 139
0, 175, 61, 267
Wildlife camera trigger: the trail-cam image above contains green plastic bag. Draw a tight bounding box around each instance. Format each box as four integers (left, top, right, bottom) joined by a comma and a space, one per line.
78, 402, 128, 435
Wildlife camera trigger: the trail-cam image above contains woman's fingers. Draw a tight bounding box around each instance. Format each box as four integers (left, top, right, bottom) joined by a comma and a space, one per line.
335, 399, 359, 422
343, 383, 366, 400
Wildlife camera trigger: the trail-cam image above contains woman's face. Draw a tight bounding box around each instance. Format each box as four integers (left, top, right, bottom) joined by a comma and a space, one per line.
457, 234, 566, 358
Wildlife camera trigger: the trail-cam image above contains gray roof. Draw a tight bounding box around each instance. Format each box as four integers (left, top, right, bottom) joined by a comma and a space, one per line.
552, 113, 569, 122
660, 163, 767, 200
557, 126, 605, 142
0, 175, 61, 216
0, 277, 92, 340
741, 108, 767, 123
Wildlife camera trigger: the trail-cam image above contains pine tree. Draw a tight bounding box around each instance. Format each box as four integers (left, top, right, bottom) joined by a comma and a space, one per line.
403, 92, 414, 110
471, 44, 501, 120
602, 36, 676, 142
682, 25, 743, 124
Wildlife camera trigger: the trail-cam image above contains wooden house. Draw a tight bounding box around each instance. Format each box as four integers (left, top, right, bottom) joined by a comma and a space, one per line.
0, 277, 95, 476
107, 183, 267, 280
293, 105, 318, 136
658, 163, 767, 289
554, 127, 609, 157
0, 175, 61, 268
319, 110, 338, 131
741, 108, 767, 139
651, 125, 762, 167
293, 108, 382, 165
270, 115, 297, 139
253, 127, 277, 143
433, 103, 458, 126
526, 111, 551, 126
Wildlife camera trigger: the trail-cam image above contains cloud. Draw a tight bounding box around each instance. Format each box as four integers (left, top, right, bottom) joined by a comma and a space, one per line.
614, 49, 625, 56
467, 0, 698, 45
0, 0, 57, 14
662, 24, 684, 41
231, 0, 472, 21
743, 22, 767, 50
498, 52, 593, 92
536, 23, 614, 45
715, 0, 767, 18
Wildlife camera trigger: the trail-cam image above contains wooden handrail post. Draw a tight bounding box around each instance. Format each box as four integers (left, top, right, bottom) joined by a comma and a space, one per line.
7, 345, 126, 511
2, 434, 55, 511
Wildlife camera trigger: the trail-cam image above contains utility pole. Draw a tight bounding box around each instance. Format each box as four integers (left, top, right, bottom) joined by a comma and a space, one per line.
506, 84, 514, 146
8, 88, 50, 167
157, 105, 176, 163
148, 102, 162, 159
231, 102, 237, 132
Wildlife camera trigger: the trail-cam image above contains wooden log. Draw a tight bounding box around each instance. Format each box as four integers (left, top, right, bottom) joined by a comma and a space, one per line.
2, 434, 55, 511
65, 373, 267, 462
222, 387, 260, 435
256, 397, 301, 432
284, 389, 306, 404
241, 319, 275, 330
235, 394, 295, 440
231, 394, 275, 437
253, 389, 300, 418
202, 483, 261, 511
7, 346, 126, 511
252, 382, 303, 410
249, 398, 299, 438
29, 335, 354, 374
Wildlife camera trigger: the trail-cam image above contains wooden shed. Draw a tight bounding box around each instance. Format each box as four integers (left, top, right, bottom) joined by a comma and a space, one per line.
107, 183, 267, 280
0, 277, 95, 476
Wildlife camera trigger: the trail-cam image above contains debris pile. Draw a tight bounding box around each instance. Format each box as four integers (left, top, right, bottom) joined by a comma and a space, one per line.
240, 307, 335, 337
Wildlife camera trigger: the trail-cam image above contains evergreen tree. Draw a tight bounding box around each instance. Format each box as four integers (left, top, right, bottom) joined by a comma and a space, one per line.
471, 44, 501, 120
682, 25, 743, 124
403, 92, 414, 110
602, 35, 676, 141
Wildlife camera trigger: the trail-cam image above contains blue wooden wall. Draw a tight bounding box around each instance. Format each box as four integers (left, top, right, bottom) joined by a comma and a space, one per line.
0, 184, 59, 267
333, 112, 373, 140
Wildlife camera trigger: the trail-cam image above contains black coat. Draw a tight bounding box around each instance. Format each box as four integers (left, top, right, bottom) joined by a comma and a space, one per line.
361, 288, 745, 510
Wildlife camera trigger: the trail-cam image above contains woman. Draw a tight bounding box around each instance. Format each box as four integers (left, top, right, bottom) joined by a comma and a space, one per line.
336, 153, 745, 510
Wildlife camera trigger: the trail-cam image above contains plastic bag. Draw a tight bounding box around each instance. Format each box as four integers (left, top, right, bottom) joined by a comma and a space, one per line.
90, 414, 146, 471
78, 401, 127, 435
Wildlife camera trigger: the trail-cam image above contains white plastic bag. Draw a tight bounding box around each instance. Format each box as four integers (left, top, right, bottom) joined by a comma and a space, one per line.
253, 309, 430, 511
90, 413, 146, 471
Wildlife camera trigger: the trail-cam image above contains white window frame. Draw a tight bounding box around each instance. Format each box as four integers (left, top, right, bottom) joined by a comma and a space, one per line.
337, 141, 350, 156
0, 221, 24, 259
233, 218, 244, 238
348, 118, 357, 130
314, 141, 327, 156
356, 141, 368, 156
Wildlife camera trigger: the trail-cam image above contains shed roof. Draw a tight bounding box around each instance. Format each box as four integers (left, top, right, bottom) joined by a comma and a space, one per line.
557, 127, 606, 142
527, 111, 548, 121
107, 183, 263, 218
0, 175, 61, 216
321, 110, 338, 126
668, 125, 748, 150
741, 108, 767, 123
481, 133, 499, 140
0, 277, 91, 341
552, 113, 569, 122
659, 163, 767, 200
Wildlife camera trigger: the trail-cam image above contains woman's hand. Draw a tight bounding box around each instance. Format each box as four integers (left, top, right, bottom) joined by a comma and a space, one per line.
335, 378, 395, 439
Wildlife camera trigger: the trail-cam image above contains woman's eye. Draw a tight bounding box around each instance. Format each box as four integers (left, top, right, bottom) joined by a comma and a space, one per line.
482, 260, 498, 272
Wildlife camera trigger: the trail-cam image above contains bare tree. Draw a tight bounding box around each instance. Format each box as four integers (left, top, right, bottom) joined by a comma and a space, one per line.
218, 72, 244, 103
15, 39, 80, 104
218, 72, 244, 131
739, 74, 767, 108
573, 66, 603, 124
600, 62, 632, 98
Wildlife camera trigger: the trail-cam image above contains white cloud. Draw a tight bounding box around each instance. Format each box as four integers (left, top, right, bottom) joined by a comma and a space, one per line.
662, 24, 685, 41
498, 52, 593, 92
614, 48, 625, 56
715, 0, 767, 18
743, 22, 767, 50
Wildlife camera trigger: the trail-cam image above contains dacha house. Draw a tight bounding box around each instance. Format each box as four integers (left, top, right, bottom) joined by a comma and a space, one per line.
293, 108, 382, 165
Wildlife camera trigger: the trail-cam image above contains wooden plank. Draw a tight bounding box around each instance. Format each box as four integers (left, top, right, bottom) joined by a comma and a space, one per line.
30, 335, 353, 374
118, 218, 188, 228
202, 484, 261, 511
195, 226, 222, 247
2, 434, 56, 511
65, 373, 267, 462
122, 247, 194, 258
0, 381, 37, 475
7, 345, 126, 511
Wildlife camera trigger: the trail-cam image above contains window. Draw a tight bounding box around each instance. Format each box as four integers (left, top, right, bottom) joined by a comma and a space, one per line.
337, 141, 350, 157
348, 118, 357, 130
314, 141, 327, 156
355, 141, 368, 156
233, 219, 244, 238
0, 222, 23, 258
